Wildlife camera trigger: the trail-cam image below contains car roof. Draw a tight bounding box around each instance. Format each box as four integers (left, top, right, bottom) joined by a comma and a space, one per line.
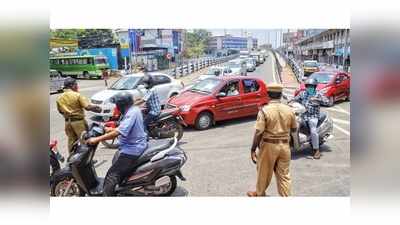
123, 72, 172, 78
209, 75, 261, 82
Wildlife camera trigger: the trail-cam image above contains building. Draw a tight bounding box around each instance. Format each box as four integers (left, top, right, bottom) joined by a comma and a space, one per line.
115, 29, 184, 70
208, 35, 258, 53
296, 29, 350, 69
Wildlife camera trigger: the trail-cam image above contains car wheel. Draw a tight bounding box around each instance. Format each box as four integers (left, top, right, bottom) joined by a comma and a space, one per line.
345, 92, 350, 101
195, 112, 213, 130
327, 96, 334, 107
83, 71, 90, 79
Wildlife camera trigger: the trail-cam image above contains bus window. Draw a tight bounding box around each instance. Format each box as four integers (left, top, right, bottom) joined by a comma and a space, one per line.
87, 58, 94, 65
95, 57, 107, 64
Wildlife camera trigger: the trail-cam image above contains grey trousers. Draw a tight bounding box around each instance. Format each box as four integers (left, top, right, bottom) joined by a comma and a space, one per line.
307, 118, 319, 150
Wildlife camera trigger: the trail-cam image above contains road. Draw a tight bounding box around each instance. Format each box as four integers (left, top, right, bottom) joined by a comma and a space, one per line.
50, 51, 350, 196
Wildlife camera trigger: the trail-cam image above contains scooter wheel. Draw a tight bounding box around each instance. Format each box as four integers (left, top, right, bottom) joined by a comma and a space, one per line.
157, 175, 177, 197
51, 172, 85, 197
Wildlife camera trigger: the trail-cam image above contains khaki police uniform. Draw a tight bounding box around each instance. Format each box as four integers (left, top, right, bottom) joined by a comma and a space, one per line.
254, 84, 297, 196
56, 89, 90, 153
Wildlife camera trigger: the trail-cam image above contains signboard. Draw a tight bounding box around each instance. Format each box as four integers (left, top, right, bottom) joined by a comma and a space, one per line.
49, 38, 78, 48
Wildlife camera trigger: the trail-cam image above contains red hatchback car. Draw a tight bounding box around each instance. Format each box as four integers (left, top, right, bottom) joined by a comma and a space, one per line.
167, 76, 269, 130
295, 70, 351, 106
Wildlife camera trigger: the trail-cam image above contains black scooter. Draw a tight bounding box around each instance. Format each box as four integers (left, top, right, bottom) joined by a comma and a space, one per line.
50, 124, 187, 197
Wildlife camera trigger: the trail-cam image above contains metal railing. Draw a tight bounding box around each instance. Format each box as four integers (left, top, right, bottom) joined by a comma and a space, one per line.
166, 54, 239, 78
279, 52, 303, 82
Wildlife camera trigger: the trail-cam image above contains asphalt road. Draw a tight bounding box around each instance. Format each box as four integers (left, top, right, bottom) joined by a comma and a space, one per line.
50, 52, 350, 196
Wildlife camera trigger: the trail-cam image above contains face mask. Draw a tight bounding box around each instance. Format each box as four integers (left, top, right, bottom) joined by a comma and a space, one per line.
306, 86, 316, 95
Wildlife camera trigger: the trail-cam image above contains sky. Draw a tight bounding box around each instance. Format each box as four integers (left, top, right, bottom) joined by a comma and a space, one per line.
208, 29, 289, 48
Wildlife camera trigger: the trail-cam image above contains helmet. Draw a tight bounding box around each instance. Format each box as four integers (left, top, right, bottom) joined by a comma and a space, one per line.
304, 78, 318, 87
64, 77, 77, 89
110, 92, 134, 115
142, 74, 154, 89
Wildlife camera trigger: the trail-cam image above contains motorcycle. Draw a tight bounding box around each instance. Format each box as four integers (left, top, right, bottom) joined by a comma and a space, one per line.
285, 96, 334, 152
49, 139, 64, 184
100, 106, 185, 149
50, 123, 187, 197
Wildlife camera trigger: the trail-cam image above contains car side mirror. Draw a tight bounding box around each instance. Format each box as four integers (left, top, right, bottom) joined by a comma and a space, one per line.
216, 92, 227, 98
137, 84, 146, 89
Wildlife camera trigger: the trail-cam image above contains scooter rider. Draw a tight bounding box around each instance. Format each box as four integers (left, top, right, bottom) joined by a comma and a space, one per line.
134, 71, 161, 134
87, 92, 147, 196
291, 78, 329, 159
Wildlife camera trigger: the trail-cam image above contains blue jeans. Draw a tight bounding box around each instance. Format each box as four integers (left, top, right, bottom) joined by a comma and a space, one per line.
143, 113, 159, 134
307, 118, 319, 150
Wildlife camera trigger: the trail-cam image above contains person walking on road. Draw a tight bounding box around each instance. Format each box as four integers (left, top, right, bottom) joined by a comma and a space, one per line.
247, 83, 297, 197
56, 77, 102, 154
291, 78, 329, 159
102, 69, 109, 87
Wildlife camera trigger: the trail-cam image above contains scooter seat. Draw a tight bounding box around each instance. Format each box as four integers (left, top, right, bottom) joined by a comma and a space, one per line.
136, 139, 173, 164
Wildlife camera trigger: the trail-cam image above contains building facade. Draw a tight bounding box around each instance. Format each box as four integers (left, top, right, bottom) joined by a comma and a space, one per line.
208, 35, 258, 53
295, 29, 350, 69
115, 29, 184, 70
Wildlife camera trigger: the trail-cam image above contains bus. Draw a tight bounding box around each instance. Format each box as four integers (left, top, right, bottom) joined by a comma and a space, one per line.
49, 55, 110, 79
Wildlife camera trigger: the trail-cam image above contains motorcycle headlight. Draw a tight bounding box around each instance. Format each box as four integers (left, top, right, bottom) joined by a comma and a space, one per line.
180, 105, 191, 112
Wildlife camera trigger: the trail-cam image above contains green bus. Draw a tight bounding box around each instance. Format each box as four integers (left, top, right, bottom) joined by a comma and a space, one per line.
49, 55, 110, 79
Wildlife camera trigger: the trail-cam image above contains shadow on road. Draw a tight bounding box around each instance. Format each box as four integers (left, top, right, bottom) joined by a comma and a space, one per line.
171, 186, 189, 197
182, 115, 257, 133
291, 144, 332, 160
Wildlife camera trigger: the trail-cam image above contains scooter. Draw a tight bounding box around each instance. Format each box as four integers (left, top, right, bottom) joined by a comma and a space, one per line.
49, 139, 64, 184
286, 100, 334, 152
100, 106, 185, 149
50, 124, 187, 197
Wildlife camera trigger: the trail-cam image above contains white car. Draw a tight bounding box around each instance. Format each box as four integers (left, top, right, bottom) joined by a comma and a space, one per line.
90, 72, 184, 118
226, 59, 247, 76
245, 58, 257, 72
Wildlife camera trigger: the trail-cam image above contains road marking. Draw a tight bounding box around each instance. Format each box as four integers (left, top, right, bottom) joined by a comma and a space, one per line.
326, 106, 350, 115
335, 105, 350, 115
270, 51, 277, 83
332, 118, 350, 125
333, 124, 350, 136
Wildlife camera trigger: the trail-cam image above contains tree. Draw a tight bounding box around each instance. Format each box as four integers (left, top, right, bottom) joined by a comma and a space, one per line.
50, 29, 118, 49
183, 29, 211, 58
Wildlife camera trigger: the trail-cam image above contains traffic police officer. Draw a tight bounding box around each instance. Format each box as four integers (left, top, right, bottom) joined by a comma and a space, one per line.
247, 83, 297, 197
56, 77, 101, 154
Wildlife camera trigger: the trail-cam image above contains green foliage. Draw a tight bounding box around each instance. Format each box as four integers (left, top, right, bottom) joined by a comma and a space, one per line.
183, 29, 211, 58
50, 29, 118, 48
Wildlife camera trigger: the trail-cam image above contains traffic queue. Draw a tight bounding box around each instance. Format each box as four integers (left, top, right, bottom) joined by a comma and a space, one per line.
50, 52, 349, 197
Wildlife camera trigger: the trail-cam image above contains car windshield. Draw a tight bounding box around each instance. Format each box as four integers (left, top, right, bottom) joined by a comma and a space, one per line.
304, 61, 318, 67
205, 68, 222, 76
110, 76, 141, 90
190, 78, 221, 94
310, 73, 334, 84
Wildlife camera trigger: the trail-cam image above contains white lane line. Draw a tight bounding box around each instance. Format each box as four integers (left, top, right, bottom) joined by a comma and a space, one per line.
333, 124, 350, 136
326, 107, 350, 115
271, 52, 277, 83
332, 118, 350, 125
335, 105, 351, 115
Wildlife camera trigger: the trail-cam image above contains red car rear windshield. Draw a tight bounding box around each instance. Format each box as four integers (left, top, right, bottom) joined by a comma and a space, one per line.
310, 73, 334, 84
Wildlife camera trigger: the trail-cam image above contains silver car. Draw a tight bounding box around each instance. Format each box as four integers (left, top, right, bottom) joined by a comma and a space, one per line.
50, 69, 65, 94
90, 72, 184, 118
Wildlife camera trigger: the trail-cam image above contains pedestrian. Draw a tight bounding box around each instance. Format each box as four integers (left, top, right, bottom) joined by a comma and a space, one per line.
56, 77, 102, 154
102, 69, 109, 87
247, 83, 297, 197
